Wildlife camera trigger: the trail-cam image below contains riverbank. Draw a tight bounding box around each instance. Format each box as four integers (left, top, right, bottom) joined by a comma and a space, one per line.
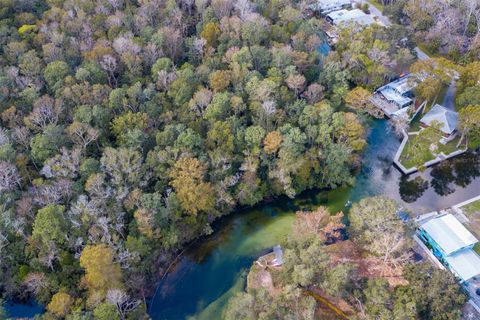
148, 119, 480, 319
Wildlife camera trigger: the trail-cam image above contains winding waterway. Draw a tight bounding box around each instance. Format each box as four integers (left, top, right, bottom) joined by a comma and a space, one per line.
148, 119, 480, 319
7, 120, 480, 319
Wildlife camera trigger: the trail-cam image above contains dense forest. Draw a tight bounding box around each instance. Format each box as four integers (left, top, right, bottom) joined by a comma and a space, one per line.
0, 0, 479, 319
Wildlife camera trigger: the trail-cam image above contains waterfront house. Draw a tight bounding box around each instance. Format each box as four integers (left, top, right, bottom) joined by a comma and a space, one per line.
419, 104, 458, 138
326, 9, 376, 27
419, 214, 480, 282
371, 74, 418, 117
376, 75, 416, 108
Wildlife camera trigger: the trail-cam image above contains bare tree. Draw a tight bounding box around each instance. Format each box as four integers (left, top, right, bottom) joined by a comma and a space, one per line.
107, 289, 141, 320
66, 122, 100, 151
0, 162, 21, 193
25, 95, 62, 131
100, 54, 118, 87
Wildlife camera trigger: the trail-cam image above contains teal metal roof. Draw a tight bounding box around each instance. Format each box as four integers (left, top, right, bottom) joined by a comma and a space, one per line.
421, 214, 478, 255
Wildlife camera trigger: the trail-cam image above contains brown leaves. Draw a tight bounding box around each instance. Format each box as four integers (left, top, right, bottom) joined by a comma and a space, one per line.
292, 206, 345, 244
169, 157, 215, 215
263, 131, 282, 155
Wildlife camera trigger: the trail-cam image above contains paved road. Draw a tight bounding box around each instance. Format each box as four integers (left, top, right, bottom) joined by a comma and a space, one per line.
414, 47, 430, 60
441, 80, 456, 110
360, 1, 431, 61
361, 0, 391, 26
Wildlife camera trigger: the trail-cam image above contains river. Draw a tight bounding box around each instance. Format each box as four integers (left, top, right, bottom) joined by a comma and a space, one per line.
7, 119, 480, 319
148, 119, 480, 320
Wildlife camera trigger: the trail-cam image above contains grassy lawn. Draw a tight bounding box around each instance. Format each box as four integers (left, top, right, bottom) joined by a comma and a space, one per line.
462, 199, 480, 240
398, 133, 465, 169
437, 135, 464, 155
399, 137, 435, 169
417, 42, 439, 58
463, 199, 480, 215
408, 111, 423, 133
436, 84, 449, 106
475, 243, 480, 255
367, 0, 384, 11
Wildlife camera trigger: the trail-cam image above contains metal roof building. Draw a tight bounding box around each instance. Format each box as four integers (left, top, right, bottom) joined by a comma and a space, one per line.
326, 9, 376, 27
314, 0, 352, 15
420, 104, 458, 135
419, 214, 480, 282
375, 75, 417, 109
420, 214, 477, 255
445, 250, 480, 282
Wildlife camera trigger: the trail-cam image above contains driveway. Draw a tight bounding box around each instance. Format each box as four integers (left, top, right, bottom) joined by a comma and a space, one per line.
359, 1, 431, 61
414, 47, 430, 60
441, 80, 456, 110
360, 0, 391, 26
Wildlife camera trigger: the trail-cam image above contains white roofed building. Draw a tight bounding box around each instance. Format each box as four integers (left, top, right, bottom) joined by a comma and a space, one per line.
419, 214, 480, 282
326, 9, 376, 27
312, 0, 352, 15
371, 74, 418, 117
420, 104, 458, 137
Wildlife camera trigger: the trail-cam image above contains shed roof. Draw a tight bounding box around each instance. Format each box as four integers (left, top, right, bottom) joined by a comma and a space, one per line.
421, 214, 478, 255
420, 104, 458, 134
445, 249, 480, 281
327, 9, 375, 26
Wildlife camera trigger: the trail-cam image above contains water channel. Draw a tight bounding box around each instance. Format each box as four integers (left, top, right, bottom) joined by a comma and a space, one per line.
6, 118, 480, 319
148, 119, 480, 319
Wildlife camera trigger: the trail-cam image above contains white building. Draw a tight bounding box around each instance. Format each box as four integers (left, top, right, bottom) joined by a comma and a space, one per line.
376, 75, 417, 109
313, 0, 352, 15
419, 214, 480, 282
326, 9, 376, 27
420, 104, 459, 138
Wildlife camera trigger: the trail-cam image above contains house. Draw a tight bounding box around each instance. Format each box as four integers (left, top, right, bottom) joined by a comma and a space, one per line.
326, 9, 376, 27
371, 74, 418, 117
419, 214, 480, 282
312, 0, 352, 15
420, 104, 458, 137
376, 75, 416, 109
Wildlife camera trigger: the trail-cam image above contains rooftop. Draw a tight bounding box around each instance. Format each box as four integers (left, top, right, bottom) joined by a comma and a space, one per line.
420, 214, 478, 255
387, 75, 417, 95
379, 87, 412, 107
326, 9, 376, 26
445, 249, 480, 281
420, 104, 458, 135
318, 0, 351, 7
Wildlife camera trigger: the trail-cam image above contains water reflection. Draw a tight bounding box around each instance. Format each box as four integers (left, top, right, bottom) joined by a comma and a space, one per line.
399, 176, 429, 203
430, 151, 480, 196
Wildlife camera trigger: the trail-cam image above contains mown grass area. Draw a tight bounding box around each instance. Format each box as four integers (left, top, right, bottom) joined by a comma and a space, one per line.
436, 84, 449, 106
398, 137, 435, 169
475, 243, 480, 255
463, 199, 480, 215
368, 0, 384, 11
417, 42, 439, 58
408, 111, 423, 133
398, 134, 464, 169
438, 135, 464, 155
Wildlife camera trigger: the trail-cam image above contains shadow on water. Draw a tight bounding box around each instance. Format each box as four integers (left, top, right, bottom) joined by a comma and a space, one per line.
149, 120, 480, 320
9, 120, 480, 319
